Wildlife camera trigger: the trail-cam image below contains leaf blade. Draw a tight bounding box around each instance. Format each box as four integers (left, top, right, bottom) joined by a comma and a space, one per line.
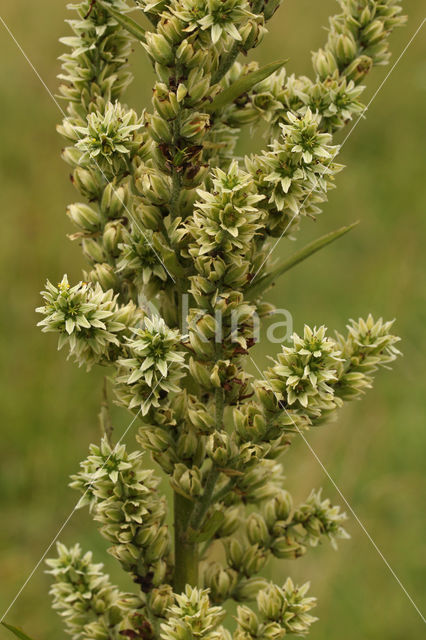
205, 59, 288, 114
1, 622, 37, 640
100, 2, 146, 42
247, 221, 359, 300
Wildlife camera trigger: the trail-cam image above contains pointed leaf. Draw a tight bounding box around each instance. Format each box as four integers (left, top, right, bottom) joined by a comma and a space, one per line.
1, 623, 37, 640
247, 221, 359, 300
100, 2, 146, 42
205, 59, 288, 114
187, 509, 226, 543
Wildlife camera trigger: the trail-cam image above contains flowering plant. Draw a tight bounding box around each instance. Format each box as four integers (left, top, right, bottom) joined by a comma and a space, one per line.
33, 0, 405, 637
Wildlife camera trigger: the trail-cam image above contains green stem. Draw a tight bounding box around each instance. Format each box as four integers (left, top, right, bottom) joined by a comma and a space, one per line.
188, 385, 224, 530
211, 43, 240, 84
173, 491, 199, 593
211, 477, 235, 503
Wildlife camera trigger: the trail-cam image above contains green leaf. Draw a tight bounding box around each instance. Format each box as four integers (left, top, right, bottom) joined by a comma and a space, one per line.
152, 233, 187, 278
100, 2, 146, 42
186, 510, 225, 543
247, 221, 359, 300
1, 622, 37, 640
205, 59, 288, 114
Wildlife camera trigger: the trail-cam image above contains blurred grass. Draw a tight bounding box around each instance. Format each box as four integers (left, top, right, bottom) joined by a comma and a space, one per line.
0, 1, 425, 639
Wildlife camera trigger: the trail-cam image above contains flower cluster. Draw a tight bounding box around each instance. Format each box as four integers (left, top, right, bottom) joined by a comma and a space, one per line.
264, 325, 342, 417
291, 489, 350, 550
46, 543, 143, 640
57, 0, 134, 119
75, 102, 143, 175
117, 226, 169, 294
235, 579, 317, 639
189, 160, 265, 256
160, 586, 230, 640
38, 1, 405, 638
335, 314, 401, 400
171, 0, 255, 44
246, 109, 342, 236
36, 276, 140, 369
70, 438, 171, 591
229, 0, 406, 136
115, 316, 187, 415
258, 317, 400, 429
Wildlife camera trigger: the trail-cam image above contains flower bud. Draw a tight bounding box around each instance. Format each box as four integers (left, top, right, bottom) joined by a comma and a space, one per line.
236, 605, 259, 635
188, 358, 214, 389
345, 55, 373, 83
180, 113, 210, 140
217, 506, 241, 537
362, 19, 384, 45
171, 463, 202, 498
145, 526, 169, 563
263, 491, 292, 529
148, 585, 174, 618
234, 577, 269, 602
144, 33, 174, 66
137, 426, 174, 453
188, 331, 215, 359
87, 263, 119, 290
113, 300, 142, 327
207, 565, 238, 602
312, 48, 338, 79
255, 384, 279, 412
270, 537, 305, 559
82, 238, 106, 264
103, 221, 125, 256
206, 431, 233, 466
176, 39, 208, 69
240, 17, 265, 51
334, 33, 357, 64
176, 429, 199, 460
134, 203, 162, 230
176, 82, 188, 102
57, 118, 79, 142
67, 203, 100, 231
157, 14, 184, 45
263, 0, 282, 20
225, 538, 244, 570
72, 167, 103, 200
181, 163, 209, 188
62, 146, 82, 167
257, 584, 284, 621
146, 113, 173, 143
247, 513, 269, 546
151, 558, 168, 587
186, 69, 211, 105
153, 83, 180, 120
152, 450, 174, 474
135, 167, 172, 204
100, 183, 127, 219
242, 545, 267, 575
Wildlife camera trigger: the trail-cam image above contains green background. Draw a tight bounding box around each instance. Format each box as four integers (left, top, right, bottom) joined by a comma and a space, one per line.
0, 1, 425, 638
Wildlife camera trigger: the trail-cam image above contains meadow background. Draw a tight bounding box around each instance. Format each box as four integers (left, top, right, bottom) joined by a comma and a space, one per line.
0, 1, 425, 638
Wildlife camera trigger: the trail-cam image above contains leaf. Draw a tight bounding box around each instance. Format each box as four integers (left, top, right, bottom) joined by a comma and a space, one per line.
1, 623, 37, 640
152, 232, 187, 277
247, 221, 359, 300
205, 59, 288, 114
187, 510, 226, 543
99, 2, 146, 42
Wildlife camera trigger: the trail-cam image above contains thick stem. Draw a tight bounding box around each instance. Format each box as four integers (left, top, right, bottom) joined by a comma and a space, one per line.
173, 491, 199, 593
